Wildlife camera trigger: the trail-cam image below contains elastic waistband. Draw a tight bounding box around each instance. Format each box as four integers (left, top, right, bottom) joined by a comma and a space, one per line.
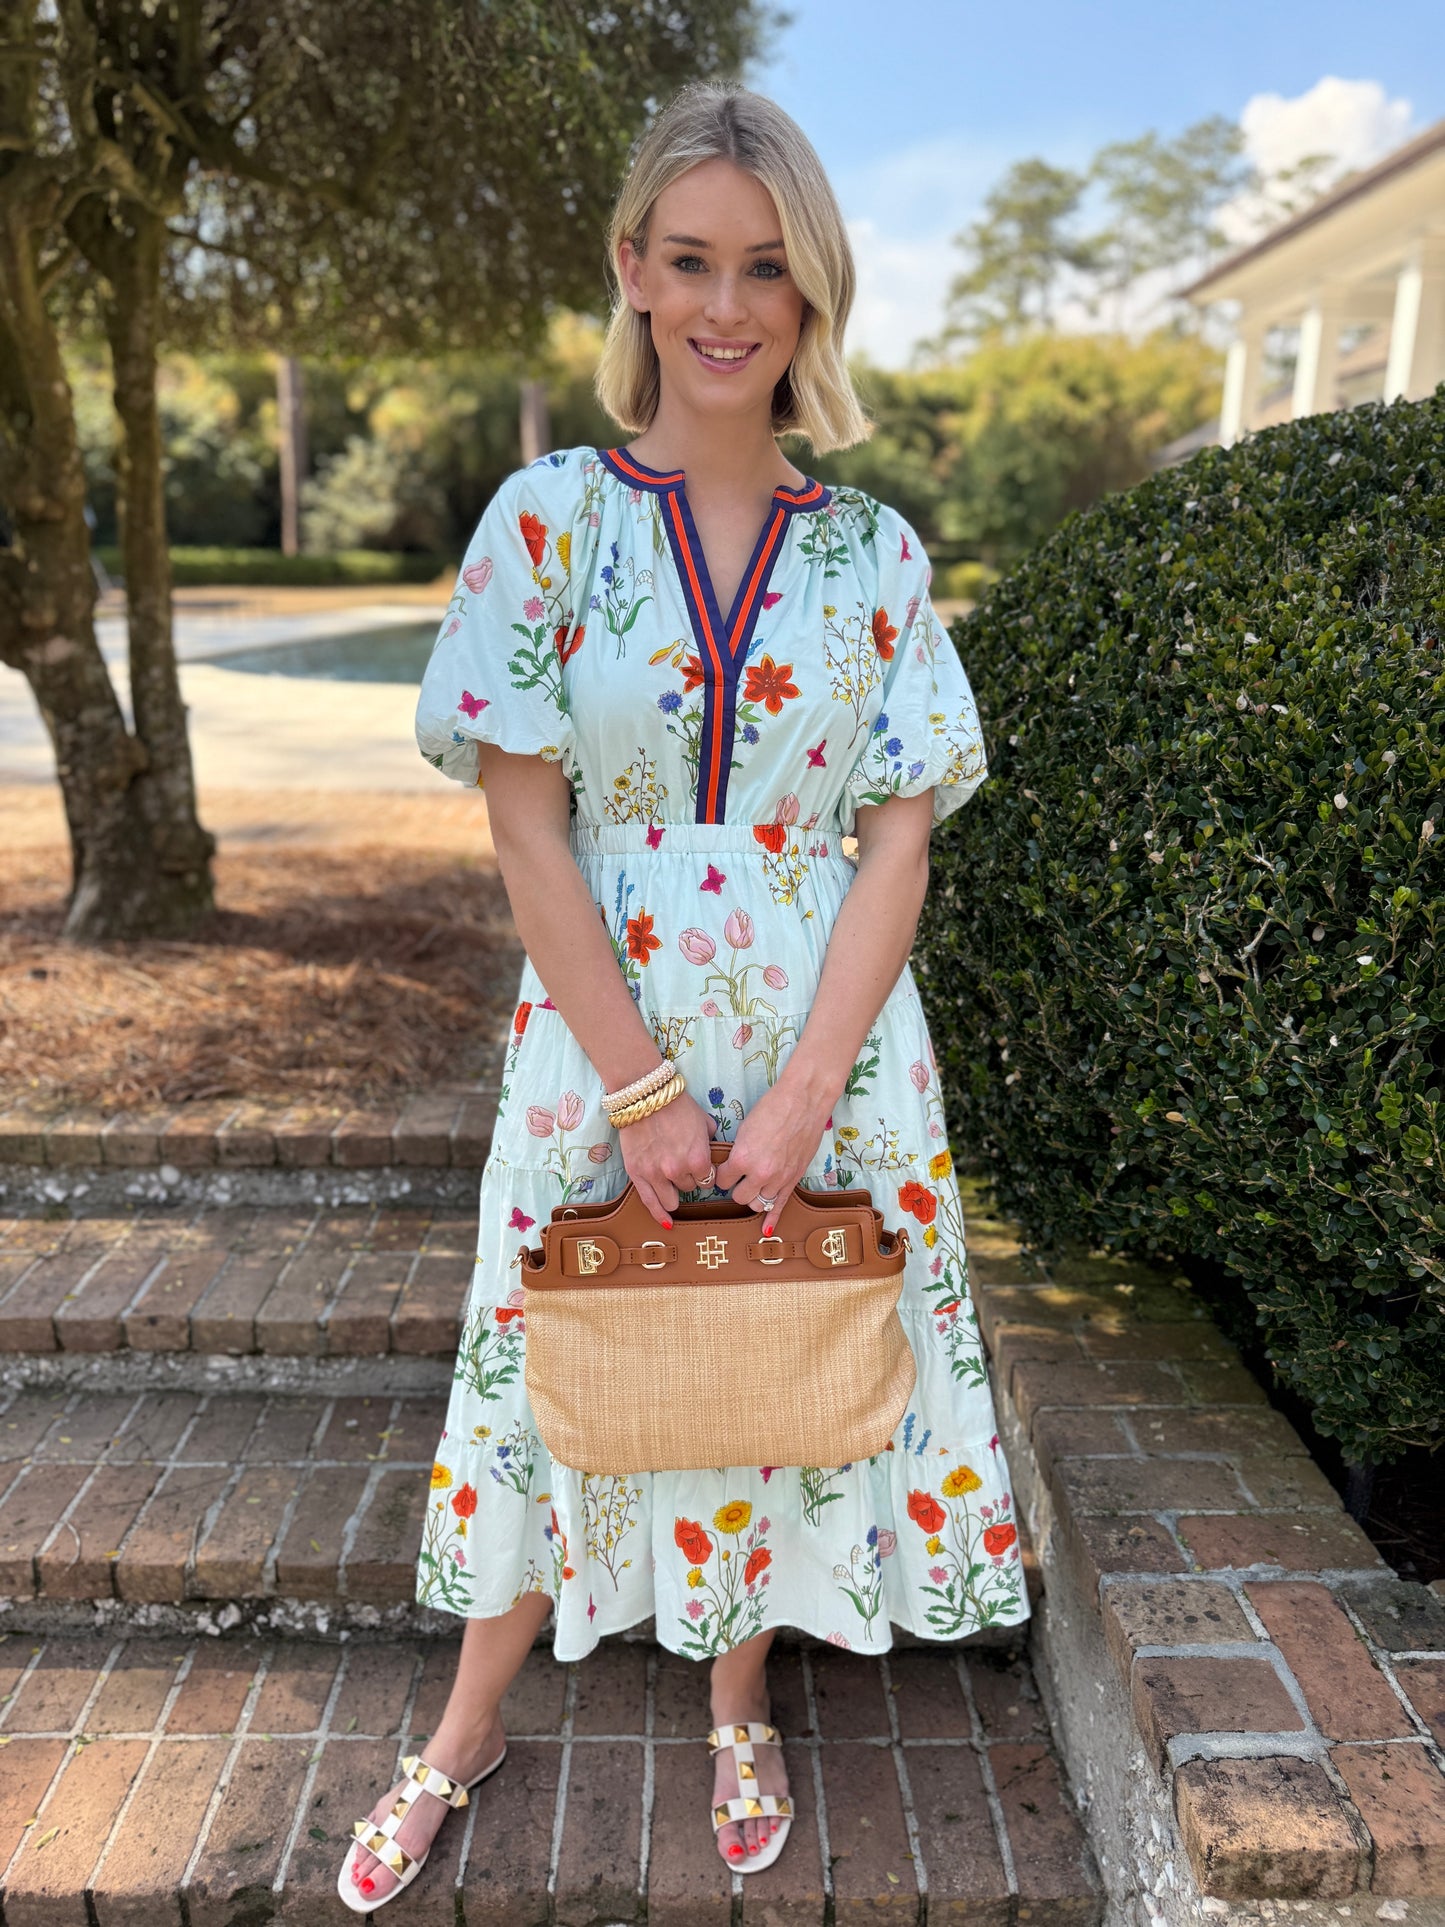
568, 818, 847, 854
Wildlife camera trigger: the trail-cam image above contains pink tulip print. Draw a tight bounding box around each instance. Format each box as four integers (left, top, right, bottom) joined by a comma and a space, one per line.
723, 908, 754, 949
463, 557, 494, 594
678, 927, 716, 965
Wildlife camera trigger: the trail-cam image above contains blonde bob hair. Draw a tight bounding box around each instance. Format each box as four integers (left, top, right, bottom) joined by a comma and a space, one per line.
595, 83, 872, 455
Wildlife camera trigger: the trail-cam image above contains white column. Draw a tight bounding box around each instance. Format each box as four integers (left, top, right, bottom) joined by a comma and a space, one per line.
1291, 298, 1343, 419
1219, 319, 1265, 446
1384, 254, 1423, 401
1384, 237, 1445, 402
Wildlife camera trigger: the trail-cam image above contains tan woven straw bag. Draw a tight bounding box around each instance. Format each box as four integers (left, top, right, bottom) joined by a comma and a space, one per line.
512, 1140, 915, 1474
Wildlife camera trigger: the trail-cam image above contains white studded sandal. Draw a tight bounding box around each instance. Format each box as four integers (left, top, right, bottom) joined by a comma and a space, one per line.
336, 1746, 506, 1914
707, 1720, 793, 1873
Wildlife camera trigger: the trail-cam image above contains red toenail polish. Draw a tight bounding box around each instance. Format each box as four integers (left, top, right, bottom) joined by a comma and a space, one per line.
360, 1877, 374, 1892
728, 1844, 744, 1858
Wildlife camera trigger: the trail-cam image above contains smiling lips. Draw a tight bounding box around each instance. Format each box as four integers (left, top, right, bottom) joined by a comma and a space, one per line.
689, 338, 761, 371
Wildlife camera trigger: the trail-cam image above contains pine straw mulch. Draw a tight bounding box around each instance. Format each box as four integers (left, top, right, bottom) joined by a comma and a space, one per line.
0, 842, 523, 1115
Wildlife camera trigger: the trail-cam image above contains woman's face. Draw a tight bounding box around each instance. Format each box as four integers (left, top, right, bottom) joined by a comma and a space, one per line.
618, 157, 806, 428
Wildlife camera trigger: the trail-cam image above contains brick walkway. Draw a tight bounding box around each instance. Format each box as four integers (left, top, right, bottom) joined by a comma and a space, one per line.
0, 1631, 1100, 1924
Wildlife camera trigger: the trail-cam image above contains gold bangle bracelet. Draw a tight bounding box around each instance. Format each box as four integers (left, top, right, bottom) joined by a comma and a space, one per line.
609, 1072, 686, 1129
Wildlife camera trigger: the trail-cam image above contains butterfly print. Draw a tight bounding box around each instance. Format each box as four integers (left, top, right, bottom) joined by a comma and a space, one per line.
700, 864, 726, 893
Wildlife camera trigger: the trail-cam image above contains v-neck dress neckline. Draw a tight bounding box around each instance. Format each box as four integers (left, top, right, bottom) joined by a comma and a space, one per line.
597, 445, 833, 823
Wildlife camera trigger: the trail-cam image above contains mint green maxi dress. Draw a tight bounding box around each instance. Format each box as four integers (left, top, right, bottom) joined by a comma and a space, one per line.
411, 443, 1029, 1663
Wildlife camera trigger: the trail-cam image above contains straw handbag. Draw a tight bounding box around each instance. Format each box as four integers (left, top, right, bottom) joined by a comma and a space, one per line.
511, 1139, 915, 1474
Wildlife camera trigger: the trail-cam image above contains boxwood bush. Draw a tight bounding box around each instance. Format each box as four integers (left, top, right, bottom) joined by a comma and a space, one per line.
921, 388, 1444, 1468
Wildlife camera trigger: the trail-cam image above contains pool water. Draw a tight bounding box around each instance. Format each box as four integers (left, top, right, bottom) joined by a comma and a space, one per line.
195, 621, 440, 684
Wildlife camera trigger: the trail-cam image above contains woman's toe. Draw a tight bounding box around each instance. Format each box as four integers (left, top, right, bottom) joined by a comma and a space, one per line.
718, 1820, 745, 1863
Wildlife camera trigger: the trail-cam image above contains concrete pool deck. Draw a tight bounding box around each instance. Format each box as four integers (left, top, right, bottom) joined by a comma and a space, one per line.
2, 593, 452, 793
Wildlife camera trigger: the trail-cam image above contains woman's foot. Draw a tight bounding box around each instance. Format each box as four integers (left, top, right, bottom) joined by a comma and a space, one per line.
346, 1712, 506, 1904
709, 1676, 789, 1866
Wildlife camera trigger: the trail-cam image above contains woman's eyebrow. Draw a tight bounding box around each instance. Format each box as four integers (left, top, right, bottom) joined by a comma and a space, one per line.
661, 233, 786, 252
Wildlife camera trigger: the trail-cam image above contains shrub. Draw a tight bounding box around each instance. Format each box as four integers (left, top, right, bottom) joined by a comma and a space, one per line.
922, 388, 1445, 1467
96, 546, 449, 586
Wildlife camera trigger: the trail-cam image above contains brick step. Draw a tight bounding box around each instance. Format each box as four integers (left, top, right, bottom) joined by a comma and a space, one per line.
0, 1629, 1103, 1924
0, 1087, 499, 1173
0, 1379, 1044, 1645
0, 1384, 453, 1637
0, 1204, 472, 1361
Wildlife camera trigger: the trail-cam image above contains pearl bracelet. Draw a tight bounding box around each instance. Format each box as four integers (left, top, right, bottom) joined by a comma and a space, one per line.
608, 1071, 686, 1130
601, 1056, 676, 1115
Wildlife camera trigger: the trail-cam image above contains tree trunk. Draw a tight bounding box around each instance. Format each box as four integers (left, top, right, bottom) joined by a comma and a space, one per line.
277, 354, 308, 556
519, 378, 551, 466
92, 204, 216, 936
0, 190, 211, 939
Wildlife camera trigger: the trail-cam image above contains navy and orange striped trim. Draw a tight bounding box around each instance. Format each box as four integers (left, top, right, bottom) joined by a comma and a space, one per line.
596, 448, 831, 822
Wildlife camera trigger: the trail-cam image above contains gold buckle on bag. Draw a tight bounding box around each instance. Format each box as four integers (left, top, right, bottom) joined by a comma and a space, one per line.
758, 1235, 784, 1265
640, 1240, 667, 1269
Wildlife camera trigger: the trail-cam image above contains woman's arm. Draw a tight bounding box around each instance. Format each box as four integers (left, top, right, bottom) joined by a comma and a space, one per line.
732, 790, 935, 1213
477, 743, 718, 1226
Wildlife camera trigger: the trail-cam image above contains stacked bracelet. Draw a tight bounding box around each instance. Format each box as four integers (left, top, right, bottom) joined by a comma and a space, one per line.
601, 1057, 676, 1116
609, 1072, 686, 1129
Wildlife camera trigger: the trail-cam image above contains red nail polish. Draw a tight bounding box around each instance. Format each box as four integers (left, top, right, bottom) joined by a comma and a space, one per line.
762, 1221, 774, 1238
728, 1843, 744, 1858
662, 1215, 673, 1228
361, 1877, 375, 1892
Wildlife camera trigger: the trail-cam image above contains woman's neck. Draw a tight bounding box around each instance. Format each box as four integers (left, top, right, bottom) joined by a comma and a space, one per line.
626, 396, 806, 494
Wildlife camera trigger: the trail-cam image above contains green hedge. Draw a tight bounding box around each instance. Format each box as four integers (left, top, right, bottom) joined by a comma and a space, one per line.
96, 546, 451, 587
923, 388, 1445, 1467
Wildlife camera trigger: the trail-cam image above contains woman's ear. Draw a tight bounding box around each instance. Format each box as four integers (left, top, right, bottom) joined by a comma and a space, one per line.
617, 237, 649, 315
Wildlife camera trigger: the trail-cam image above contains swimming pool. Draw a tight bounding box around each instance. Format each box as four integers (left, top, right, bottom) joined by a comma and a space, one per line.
194, 620, 440, 684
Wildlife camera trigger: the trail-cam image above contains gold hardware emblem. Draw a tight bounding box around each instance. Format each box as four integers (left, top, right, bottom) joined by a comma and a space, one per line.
574, 1238, 605, 1275
821, 1226, 850, 1265
697, 1234, 730, 1269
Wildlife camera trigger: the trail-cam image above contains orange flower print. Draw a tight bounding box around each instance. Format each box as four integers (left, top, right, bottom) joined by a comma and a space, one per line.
520, 511, 547, 566
907, 1490, 946, 1534
744, 1546, 772, 1586
555, 621, 585, 665
626, 909, 661, 964
872, 609, 899, 660
681, 653, 707, 693
743, 653, 799, 714
898, 1180, 938, 1225
983, 1522, 1018, 1556
675, 1517, 713, 1565
514, 1001, 532, 1036
451, 1482, 478, 1519
753, 821, 787, 855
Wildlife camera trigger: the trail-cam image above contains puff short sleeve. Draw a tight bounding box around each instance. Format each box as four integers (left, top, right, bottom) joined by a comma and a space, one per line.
415, 462, 581, 789
840, 510, 989, 837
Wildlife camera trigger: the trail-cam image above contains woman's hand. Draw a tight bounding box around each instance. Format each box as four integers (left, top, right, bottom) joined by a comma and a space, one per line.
618, 1090, 719, 1228
711, 1080, 832, 1237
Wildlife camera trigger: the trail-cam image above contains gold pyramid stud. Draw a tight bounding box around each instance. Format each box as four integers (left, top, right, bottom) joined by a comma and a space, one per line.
763, 1724, 778, 1741
455, 1787, 469, 1808
733, 1723, 750, 1741
401, 1753, 418, 1775
390, 1796, 411, 1818
738, 1760, 756, 1780
745, 1797, 763, 1817
714, 1804, 730, 1826
776, 1796, 791, 1815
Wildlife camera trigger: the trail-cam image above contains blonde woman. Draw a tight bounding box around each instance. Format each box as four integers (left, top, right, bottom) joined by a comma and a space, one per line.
338, 80, 1028, 1913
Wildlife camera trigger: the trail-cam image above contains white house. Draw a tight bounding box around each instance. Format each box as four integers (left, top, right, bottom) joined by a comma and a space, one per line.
1177, 118, 1445, 449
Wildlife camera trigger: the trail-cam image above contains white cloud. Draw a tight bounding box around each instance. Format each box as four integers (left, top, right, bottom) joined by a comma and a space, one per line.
1219, 76, 1415, 246
843, 216, 959, 370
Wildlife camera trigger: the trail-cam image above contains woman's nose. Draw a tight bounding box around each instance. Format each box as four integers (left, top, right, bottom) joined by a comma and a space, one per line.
702, 275, 750, 327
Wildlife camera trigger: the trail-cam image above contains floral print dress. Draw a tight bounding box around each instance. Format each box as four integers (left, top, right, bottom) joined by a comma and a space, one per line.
412, 443, 1029, 1662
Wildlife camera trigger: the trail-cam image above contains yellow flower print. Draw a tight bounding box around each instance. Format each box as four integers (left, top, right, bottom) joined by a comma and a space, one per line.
430, 1462, 453, 1489
823, 604, 836, 617
923, 1225, 938, 1247
472, 1425, 492, 1440
456, 1518, 468, 1538
925, 1534, 943, 1555
836, 1126, 859, 1141
557, 531, 572, 571
942, 1465, 982, 1498
713, 1500, 753, 1535
929, 1150, 952, 1180
687, 1568, 704, 1588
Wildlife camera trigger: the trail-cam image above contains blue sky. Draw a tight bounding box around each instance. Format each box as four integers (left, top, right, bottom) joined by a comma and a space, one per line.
751, 1, 1444, 363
